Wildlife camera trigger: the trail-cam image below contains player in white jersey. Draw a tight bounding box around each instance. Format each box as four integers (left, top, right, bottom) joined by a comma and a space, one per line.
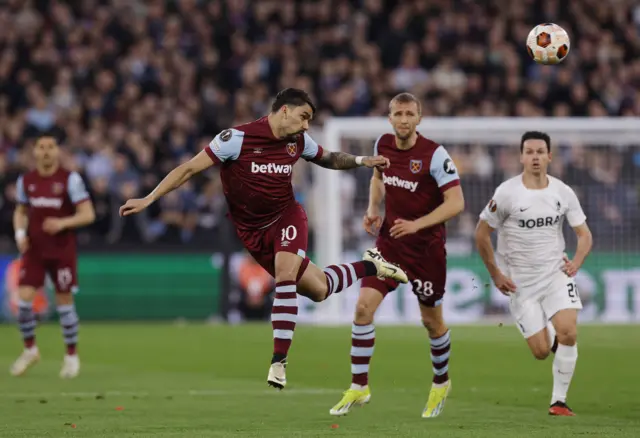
475, 131, 593, 417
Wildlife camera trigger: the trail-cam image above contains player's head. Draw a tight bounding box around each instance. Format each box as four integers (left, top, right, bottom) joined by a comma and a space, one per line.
520, 131, 551, 176
388, 93, 422, 141
34, 134, 61, 169
270, 88, 316, 138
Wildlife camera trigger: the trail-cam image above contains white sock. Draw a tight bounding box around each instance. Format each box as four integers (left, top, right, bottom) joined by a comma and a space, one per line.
551, 343, 578, 404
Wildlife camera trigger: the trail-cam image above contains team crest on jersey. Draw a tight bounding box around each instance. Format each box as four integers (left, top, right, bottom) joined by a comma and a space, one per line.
488, 199, 497, 212
286, 142, 297, 157
409, 159, 423, 174
52, 182, 64, 195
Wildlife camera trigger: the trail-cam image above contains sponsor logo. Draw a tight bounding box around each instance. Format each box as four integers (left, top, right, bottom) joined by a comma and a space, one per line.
443, 158, 457, 175
251, 162, 293, 175
220, 129, 232, 141
382, 174, 418, 192
518, 216, 560, 228
29, 197, 63, 209
410, 159, 422, 174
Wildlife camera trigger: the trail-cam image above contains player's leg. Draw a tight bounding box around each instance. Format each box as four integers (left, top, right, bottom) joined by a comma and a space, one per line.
419, 300, 452, 418
51, 260, 81, 379
296, 247, 408, 302
330, 280, 389, 416
10, 256, 44, 376
543, 278, 581, 416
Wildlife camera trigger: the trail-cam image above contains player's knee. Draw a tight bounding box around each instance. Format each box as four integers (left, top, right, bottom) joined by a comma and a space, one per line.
354, 301, 375, 324
18, 287, 37, 302
556, 328, 577, 346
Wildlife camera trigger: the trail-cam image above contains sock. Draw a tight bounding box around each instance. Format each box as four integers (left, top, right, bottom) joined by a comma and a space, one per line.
324, 261, 377, 298
551, 343, 578, 404
57, 304, 79, 356
547, 322, 558, 353
271, 281, 298, 363
430, 330, 451, 385
17, 300, 36, 350
351, 323, 375, 388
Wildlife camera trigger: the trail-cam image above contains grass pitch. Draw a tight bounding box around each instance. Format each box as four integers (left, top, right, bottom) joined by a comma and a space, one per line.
0, 323, 638, 437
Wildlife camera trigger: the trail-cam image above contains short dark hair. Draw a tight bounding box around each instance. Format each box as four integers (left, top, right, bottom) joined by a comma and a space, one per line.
520, 131, 551, 153
271, 88, 316, 115
389, 92, 422, 114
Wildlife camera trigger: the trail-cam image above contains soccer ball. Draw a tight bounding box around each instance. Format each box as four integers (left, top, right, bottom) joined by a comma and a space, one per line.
526, 23, 570, 65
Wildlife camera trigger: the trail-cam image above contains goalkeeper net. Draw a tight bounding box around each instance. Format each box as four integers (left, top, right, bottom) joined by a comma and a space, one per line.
300, 117, 640, 325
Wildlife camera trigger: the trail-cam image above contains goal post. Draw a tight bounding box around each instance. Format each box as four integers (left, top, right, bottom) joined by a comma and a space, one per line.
301, 117, 640, 326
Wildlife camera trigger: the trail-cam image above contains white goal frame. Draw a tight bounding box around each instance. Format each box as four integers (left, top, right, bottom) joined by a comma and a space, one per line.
308, 117, 640, 324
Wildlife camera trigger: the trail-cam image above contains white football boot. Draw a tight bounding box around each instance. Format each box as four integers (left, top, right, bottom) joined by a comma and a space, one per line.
60, 354, 80, 379
10, 347, 40, 376
363, 248, 409, 283
267, 361, 287, 389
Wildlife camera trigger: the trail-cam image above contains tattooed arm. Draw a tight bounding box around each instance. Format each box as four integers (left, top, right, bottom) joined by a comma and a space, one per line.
312, 149, 390, 170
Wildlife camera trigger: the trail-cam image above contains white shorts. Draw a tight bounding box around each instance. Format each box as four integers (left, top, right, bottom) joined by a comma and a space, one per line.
509, 272, 582, 339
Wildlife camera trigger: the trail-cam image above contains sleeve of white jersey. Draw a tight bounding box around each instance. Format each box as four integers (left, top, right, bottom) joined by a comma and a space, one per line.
430, 145, 461, 191
479, 184, 510, 229
205, 129, 244, 163
301, 132, 324, 161
564, 185, 587, 227
67, 172, 91, 204
15, 175, 28, 204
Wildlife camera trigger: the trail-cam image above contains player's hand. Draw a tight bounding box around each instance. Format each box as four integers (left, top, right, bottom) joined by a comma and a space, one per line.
363, 212, 383, 236
42, 217, 66, 235
562, 253, 579, 277
492, 271, 517, 295
119, 198, 152, 217
16, 236, 29, 254
362, 155, 390, 170
389, 218, 420, 238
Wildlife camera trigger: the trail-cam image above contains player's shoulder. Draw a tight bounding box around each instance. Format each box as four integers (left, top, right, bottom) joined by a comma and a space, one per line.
416, 134, 441, 153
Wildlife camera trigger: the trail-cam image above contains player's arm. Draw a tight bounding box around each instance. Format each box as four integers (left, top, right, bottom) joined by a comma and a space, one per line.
120, 129, 241, 216
145, 150, 213, 203
390, 145, 464, 238
312, 149, 389, 170
474, 189, 517, 294
13, 175, 29, 252
562, 188, 592, 277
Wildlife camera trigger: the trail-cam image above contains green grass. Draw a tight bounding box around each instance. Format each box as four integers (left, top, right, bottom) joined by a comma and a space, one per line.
0, 323, 638, 437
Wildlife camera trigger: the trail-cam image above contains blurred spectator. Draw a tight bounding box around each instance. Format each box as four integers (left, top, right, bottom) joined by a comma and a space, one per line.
0, 0, 638, 252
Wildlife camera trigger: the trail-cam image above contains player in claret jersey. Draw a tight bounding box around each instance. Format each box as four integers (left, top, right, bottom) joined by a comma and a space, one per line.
11, 135, 95, 379
475, 131, 593, 416
120, 88, 408, 389
330, 93, 465, 418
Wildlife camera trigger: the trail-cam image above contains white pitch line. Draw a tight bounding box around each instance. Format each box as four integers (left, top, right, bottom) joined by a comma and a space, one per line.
1, 387, 344, 399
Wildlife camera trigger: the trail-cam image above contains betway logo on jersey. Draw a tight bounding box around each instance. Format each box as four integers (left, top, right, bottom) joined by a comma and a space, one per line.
30, 197, 63, 209
251, 162, 293, 175
382, 174, 419, 192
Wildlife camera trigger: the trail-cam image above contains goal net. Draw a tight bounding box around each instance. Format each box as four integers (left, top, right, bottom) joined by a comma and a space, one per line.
299, 117, 640, 326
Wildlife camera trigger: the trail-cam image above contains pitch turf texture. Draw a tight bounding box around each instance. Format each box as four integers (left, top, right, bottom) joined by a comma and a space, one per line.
0, 324, 638, 437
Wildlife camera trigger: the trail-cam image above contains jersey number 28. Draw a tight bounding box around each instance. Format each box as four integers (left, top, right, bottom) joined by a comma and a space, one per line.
412, 279, 434, 298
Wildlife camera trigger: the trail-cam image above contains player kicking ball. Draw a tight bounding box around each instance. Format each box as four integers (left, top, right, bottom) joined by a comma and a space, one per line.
11, 135, 96, 378
475, 131, 593, 416
330, 93, 465, 418
120, 88, 408, 389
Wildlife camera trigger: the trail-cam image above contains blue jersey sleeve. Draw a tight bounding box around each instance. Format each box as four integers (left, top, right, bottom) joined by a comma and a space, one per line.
430, 145, 460, 189
207, 129, 244, 163
67, 172, 90, 204
301, 132, 323, 161
15, 175, 28, 204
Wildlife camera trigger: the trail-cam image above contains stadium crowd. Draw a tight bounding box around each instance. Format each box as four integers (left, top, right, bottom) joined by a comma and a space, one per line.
0, 0, 639, 252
